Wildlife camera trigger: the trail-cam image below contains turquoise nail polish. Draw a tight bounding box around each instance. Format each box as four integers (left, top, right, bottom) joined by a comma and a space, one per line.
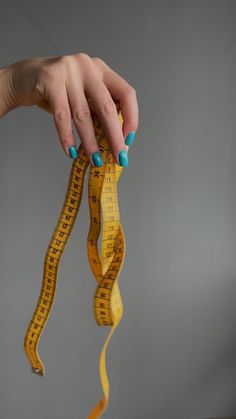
125, 131, 136, 146
92, 151, 103, 167
68, 145, 78, 159
118, 150, 129, 167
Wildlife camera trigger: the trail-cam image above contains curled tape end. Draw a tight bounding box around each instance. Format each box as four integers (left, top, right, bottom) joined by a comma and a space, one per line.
31, 367, 44, 377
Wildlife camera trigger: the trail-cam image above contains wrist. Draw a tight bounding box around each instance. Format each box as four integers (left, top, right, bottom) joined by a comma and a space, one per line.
0, 66, 17, 118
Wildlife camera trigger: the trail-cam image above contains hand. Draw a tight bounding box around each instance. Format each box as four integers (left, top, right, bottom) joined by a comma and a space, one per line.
0, 53, 139, 166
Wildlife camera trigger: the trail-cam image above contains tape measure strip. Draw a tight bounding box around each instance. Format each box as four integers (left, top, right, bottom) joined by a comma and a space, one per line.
24, 110, 126, 418
87, 126, 126, 417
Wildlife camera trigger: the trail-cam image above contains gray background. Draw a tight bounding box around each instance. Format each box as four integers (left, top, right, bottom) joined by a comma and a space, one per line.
0, 1, 236, 418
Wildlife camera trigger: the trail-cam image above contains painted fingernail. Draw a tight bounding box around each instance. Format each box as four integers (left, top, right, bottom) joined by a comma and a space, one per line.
68, 145, 78, 159
118, 150, 129, 167
92, 151, 103, 167
125, 131, 136, 146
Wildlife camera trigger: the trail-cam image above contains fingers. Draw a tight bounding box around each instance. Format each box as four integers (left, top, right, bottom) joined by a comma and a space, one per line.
47, 81, 78, 159
106, 78, 138, 148
85, 78, 128, 166
94, 58, 139, 148
66, 79, 103, 167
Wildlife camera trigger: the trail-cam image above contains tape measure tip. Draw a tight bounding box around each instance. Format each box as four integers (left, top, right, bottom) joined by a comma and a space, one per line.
32, 367, 44, 377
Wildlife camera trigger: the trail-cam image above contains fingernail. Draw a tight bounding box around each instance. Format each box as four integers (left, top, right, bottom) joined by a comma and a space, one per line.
125, 131, 136, 146
68, 145, 78, 159
92, 151, 103, 167
118, 150, 129, 167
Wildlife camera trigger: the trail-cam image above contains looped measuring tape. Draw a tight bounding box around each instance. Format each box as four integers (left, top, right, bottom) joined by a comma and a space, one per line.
23, 108, 126, 418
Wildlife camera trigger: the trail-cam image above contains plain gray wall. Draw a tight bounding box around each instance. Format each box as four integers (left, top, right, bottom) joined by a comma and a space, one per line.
1, 1, 236, 418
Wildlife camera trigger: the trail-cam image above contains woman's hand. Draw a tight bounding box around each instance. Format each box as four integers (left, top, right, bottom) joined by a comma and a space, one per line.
0, 53, 139, 166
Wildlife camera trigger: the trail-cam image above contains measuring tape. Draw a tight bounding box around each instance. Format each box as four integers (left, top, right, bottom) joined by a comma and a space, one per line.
23, 108, 126, 418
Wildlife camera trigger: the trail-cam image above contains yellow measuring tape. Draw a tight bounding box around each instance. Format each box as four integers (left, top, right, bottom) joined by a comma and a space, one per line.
23, 108, 126, 418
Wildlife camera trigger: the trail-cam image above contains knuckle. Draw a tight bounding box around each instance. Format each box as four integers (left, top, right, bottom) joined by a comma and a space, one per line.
57, 54, 93, 74
58, 54, 71, 66
55, 108, 71, 121
92, 56, 105, 66
102, 99, 116, 115
75, 52, 92, 64
73, 107, 91, 123
92, 57, 106, 77
73, 53, 95, 75
124, 84, 137, 98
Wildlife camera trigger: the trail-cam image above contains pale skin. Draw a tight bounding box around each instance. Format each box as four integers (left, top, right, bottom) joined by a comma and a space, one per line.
0, 52, 139, 166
